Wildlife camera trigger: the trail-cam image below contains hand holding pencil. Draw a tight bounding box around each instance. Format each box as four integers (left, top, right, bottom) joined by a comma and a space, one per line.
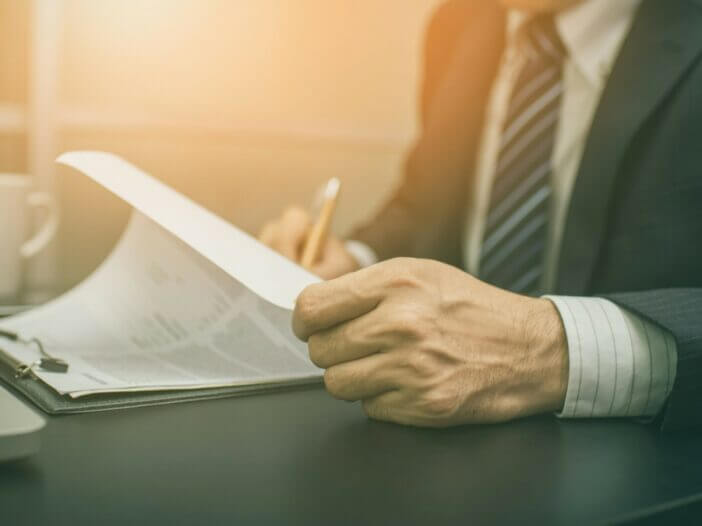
258, 178, 360, 280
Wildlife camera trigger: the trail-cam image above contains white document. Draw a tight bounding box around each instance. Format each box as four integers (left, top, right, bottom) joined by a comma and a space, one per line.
0, 152, 322, 398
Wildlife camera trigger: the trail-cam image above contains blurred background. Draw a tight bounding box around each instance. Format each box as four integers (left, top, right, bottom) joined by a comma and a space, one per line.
0, 0, 440, 297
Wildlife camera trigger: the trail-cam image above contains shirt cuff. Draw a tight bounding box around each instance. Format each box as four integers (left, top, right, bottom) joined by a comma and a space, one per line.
545, 296, 677, 419
344, 240, 378, 268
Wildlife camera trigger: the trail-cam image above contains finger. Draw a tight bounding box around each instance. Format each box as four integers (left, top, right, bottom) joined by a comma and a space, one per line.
277, 207, 311, 261
309, 243, 343, 280
258, 222, 278, 247
323, 352, 401, 401
307, 308, 394, 368
361, 391, 412, 425
310, 239, 357, 280
293, 264, 390, 340
310, 258, 342, 280
362, 390, 463, 428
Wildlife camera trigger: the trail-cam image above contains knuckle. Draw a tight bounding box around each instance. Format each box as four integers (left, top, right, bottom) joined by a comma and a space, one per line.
329, 322, 349, 352
389, 308, 426, 341
311, 326, 350, 368
293, 289, 318, 339
404, 350, 434, 378
295, 289, 316, 321
307, 334, 326, 367
421, 387, 461, 421
323, 367, 344, 398
389, 275, 423, 291
362, 399, 388, 421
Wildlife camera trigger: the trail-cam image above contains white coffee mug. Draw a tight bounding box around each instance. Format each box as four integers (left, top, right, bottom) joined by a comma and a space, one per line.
0, 174, 60, 300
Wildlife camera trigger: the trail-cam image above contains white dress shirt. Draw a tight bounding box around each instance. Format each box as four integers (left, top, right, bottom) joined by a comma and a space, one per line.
348, 0, 678, 419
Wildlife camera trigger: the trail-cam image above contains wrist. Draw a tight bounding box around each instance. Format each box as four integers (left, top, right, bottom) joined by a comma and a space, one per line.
523, 298, 569, 414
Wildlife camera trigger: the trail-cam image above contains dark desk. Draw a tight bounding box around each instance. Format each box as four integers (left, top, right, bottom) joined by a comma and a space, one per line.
1, 386, 701, 525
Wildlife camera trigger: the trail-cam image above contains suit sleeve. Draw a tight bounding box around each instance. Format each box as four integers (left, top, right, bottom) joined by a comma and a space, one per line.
605, 288, 702, 431
350, 1, 504, 267
350, 1, 468, 265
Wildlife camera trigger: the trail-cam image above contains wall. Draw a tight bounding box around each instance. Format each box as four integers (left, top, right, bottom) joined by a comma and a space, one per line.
1, 0, 443, 290
0, 0, 29, 173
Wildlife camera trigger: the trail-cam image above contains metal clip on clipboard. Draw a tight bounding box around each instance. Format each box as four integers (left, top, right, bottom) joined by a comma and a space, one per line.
0, 328, 69, 378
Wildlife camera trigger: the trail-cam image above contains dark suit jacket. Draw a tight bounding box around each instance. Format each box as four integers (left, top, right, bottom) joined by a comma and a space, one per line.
352, 0, 702, 431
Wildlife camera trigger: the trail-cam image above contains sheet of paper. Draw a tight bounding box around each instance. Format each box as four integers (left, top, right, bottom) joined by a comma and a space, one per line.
0, 211, 321, 397
57, 151, 320, 310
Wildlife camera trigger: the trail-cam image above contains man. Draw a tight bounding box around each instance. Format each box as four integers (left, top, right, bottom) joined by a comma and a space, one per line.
259, 0, 702, 430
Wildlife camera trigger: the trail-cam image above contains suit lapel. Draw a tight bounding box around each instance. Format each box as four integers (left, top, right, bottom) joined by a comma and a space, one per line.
556, 0, 702, 294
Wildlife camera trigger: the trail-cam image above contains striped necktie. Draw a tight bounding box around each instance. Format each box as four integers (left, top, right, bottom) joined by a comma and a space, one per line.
478, 15, 566, 296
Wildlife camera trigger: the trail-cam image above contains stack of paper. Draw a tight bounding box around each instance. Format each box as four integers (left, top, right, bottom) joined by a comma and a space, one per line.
0, 152, 321, 398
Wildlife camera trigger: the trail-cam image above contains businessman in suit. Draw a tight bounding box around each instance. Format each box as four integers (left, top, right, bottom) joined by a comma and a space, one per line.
259, 0, 702, 431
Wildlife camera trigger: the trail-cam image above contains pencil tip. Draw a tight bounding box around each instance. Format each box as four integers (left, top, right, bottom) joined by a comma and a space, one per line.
325, 177, 341, 199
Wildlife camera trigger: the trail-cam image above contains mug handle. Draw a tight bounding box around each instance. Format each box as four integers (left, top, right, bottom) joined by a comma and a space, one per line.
20, 192, 60, 259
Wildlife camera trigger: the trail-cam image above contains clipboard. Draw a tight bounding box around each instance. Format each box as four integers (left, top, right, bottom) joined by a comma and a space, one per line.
0, 345, 321, 415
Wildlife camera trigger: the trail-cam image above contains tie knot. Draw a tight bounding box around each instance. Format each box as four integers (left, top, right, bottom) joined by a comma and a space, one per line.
519, 15, 566, 64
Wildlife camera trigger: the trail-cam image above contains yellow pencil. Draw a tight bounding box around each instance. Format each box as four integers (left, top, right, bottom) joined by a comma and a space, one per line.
301, 177, 341, 269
